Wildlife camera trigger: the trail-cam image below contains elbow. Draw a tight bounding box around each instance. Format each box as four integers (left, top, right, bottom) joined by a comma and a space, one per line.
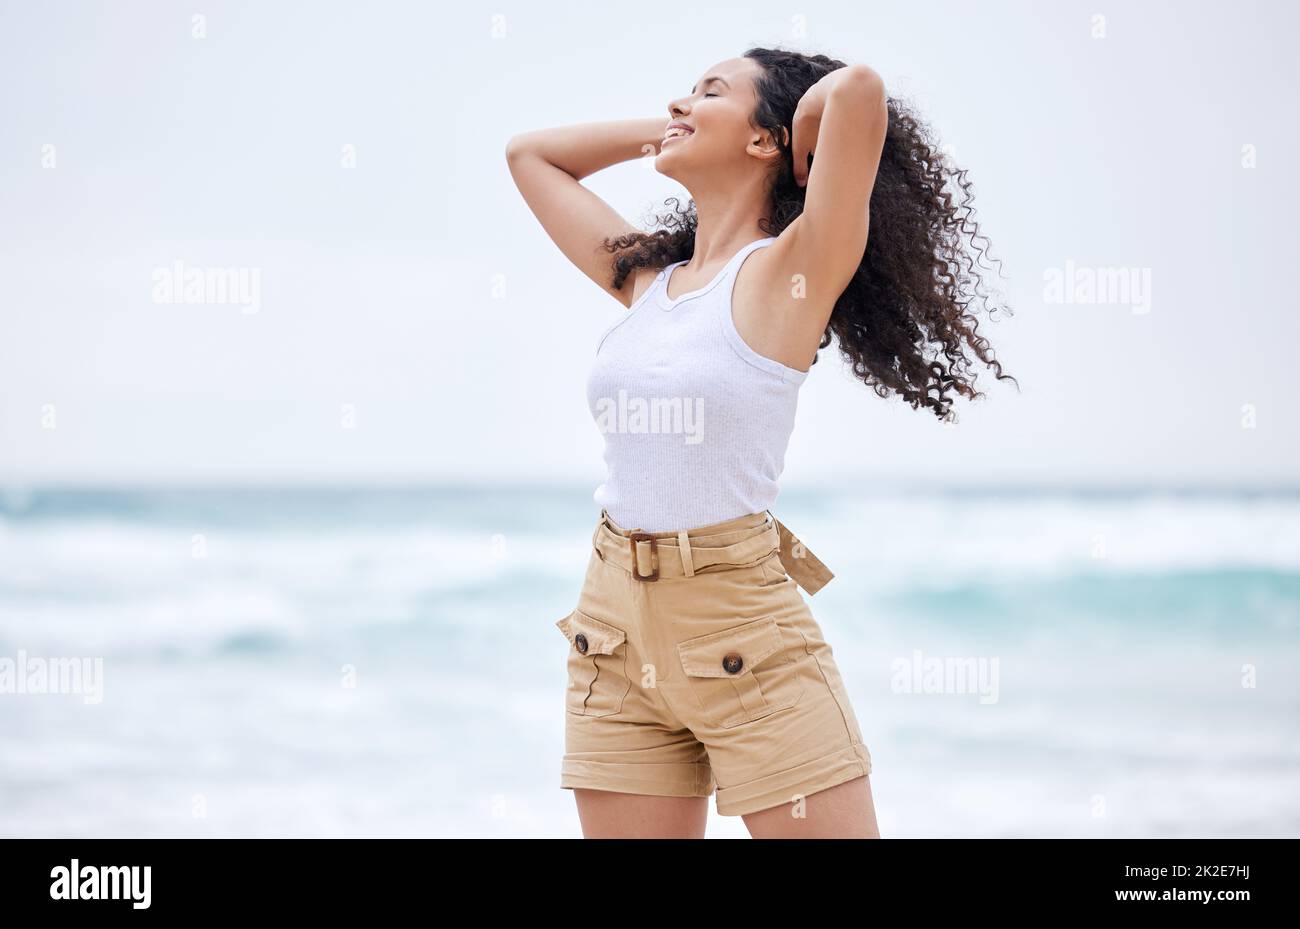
505, 133, 533, 164
836, 64, 887, 105
831, 66, 888, 130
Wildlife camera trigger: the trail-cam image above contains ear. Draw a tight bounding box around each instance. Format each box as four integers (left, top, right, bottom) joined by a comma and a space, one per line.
749, 125, 786, 161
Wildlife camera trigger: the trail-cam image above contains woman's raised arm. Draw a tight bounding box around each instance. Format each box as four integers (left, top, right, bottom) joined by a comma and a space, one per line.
506, 117, 667, 308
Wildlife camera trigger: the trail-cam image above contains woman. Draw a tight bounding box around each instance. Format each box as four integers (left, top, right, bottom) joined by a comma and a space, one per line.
506, 47, 1014, 838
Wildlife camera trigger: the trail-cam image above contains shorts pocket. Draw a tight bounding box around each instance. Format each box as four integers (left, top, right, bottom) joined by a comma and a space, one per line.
555, 609, 630, 717
676, 614, 805, 729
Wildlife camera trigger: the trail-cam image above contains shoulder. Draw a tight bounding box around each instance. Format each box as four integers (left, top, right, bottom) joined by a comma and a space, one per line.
738, 233, 841, 323
730, 237, 830, 374
733, 237, 795, 304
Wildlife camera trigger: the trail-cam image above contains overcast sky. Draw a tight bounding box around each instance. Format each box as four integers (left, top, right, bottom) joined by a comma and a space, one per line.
2, 0, 1296, 488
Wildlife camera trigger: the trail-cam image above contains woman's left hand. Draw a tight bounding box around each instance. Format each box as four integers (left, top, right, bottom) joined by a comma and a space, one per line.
791, 66, 881, 188
791, 81, 829, 188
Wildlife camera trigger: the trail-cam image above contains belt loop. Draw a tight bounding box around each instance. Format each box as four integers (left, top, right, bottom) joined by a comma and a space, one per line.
677, 529, 695, 577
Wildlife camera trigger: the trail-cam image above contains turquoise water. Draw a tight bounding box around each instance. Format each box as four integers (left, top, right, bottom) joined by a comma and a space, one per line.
0, 485, 1296, 837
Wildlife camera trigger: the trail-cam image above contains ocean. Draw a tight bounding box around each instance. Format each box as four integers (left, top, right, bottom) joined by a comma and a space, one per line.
1, 485, 1296, 837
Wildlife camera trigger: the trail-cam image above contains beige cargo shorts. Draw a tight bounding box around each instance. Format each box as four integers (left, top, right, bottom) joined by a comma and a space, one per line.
554, 507, 873, 817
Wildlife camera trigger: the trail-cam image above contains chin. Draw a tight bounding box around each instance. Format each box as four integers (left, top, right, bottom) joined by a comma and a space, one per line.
653, 153, 679, 179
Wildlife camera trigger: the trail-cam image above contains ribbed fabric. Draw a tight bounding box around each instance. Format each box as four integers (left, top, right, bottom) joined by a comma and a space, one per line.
586, 236, 809, 533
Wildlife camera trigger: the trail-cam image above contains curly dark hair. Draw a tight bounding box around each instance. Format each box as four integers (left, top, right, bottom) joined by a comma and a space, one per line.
600, 46, 1017, 421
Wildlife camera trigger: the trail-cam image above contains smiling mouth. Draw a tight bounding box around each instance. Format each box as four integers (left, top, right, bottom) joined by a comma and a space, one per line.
663, 127, 694, 143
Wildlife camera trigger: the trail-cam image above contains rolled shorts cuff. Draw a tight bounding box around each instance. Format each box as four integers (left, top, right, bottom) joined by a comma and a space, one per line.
561, 759, 716, 799
714, 742, 873, 817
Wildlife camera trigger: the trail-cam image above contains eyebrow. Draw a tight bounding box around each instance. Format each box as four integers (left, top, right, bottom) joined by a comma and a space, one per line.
690, 75, 730, 93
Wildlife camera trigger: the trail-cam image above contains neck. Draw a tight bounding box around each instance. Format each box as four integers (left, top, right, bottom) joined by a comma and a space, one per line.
682, 175, 771, 268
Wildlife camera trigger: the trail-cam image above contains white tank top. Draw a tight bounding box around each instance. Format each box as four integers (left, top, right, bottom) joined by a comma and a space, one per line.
586, 235, 809, 532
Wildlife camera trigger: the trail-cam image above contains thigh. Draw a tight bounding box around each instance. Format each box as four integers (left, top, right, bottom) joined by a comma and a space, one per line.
742, 773, 880, 838
572, 789, 709, 839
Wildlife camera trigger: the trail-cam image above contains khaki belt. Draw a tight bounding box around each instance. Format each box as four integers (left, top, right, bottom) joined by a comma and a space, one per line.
769, 513, 835, 596
592, 510, 835, 596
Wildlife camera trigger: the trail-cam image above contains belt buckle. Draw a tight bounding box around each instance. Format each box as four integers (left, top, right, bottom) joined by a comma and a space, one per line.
628, 531, 659, 581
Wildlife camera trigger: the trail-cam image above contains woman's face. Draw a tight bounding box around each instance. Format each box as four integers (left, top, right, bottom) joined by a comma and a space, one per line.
656, 57, 775, 181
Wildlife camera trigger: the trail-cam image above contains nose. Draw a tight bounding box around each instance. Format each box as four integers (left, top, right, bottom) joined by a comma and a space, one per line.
669, 98, 689, 119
